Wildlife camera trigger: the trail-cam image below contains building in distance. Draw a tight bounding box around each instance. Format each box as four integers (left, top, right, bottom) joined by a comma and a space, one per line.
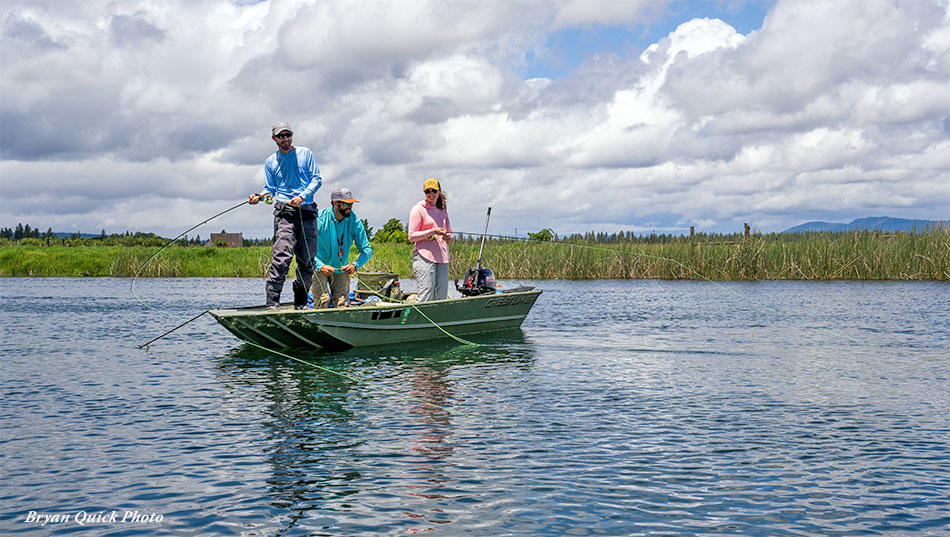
208, 231, 244, 248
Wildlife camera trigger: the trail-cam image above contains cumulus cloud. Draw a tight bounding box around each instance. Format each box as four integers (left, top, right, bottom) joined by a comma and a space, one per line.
1, 0, 947, 239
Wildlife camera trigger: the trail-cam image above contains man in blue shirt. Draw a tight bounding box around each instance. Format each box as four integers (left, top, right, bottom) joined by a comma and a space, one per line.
312, 187, 373, 308
248, 121, 322, 309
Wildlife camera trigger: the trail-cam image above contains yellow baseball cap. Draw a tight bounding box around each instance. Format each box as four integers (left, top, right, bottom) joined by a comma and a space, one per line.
423, 178, 440, 190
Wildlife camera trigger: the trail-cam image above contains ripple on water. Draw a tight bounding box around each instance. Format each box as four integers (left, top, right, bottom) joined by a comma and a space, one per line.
1, 278, 948, 535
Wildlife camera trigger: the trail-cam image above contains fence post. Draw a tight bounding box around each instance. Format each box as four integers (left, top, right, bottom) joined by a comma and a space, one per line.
744, 223, 750, 236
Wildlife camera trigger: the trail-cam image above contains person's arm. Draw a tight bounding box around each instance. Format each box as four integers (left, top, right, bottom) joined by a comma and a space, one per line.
407, 204, 433, 243
313, 211, 335, 272
352, 219, 373, 270
442, 210, 452, 242
298, 150, 322, 201
252, 161, 278, 204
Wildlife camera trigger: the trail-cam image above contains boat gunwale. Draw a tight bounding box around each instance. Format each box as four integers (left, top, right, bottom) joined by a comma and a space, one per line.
208, 289, 541, 318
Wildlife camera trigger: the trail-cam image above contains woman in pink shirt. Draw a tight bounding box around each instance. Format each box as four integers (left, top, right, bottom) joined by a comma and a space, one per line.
408, 178, 453, 301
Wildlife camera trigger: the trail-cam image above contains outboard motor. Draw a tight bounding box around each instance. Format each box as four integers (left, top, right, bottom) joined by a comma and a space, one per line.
455, 207, 499, 296
457, 267, 496, 296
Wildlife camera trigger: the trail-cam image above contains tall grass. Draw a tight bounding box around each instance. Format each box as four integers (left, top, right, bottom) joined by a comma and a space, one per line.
1, 229, 947, 280
456, 230, 949, 281
0, 246, 271, 277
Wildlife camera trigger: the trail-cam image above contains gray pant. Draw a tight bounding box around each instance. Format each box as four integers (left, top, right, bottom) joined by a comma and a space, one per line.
412, 251, 448, 302
266, 203, 317, 306
311, 271, 350, 308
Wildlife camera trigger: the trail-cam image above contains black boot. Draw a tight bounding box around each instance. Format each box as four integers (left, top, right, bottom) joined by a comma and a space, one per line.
292, 280, 309, 309
265, 282, 282, 309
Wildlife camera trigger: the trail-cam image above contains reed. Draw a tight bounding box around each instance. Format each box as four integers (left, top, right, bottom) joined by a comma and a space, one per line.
1, 229, 947, 280
458, 230, 949, 281
0, 246, 271, 277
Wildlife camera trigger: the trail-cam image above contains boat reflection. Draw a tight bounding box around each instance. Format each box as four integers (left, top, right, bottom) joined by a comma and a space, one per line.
213, 330, 536, 535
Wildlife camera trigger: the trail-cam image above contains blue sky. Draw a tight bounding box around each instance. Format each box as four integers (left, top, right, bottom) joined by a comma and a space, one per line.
522, 1, 772, 79
1, 0, 947, 239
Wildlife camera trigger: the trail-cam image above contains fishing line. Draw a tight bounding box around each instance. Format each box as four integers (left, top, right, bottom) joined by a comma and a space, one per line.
314, 207, 480, 345
285, 204, 315, 309
131, 200, 248, 317
140, 306, 462, 415
350, 273, 480, 346
453, 231, 867, 345
135, 200, 464, 416
241, 339, 463, 416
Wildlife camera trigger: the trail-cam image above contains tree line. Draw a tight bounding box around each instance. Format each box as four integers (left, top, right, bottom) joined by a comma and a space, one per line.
6, 219, 926, 249
1, 224, 48, 240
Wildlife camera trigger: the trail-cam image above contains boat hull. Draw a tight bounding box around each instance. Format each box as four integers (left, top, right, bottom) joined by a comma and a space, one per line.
208, 289, 542, 349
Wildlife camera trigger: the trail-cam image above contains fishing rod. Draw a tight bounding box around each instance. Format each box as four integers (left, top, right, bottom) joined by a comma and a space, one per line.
456, 207, 500, 297
475, 207, 491, 270
133, 198, 466, 415
139, 310, 209, 350
131, 199, 249, 313
132, 194, 313, 315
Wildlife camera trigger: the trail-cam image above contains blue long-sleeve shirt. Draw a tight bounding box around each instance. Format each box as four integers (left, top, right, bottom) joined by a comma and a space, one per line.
314, 207, 373, 270
260, 147, 322, 204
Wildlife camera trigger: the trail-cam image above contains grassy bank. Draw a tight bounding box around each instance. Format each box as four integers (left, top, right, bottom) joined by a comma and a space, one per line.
0, 246, 273, 277
1, 230, 947, 280
456, 231, 950, 280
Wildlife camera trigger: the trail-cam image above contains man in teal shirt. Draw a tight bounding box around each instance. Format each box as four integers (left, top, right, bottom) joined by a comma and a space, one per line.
312, 187, 373, 308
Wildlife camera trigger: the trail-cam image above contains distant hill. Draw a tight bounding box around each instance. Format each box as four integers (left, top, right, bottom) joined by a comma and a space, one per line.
783, 216, 947, 234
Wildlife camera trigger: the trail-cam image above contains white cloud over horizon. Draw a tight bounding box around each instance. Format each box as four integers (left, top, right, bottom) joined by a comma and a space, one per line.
1, 0, 948, 239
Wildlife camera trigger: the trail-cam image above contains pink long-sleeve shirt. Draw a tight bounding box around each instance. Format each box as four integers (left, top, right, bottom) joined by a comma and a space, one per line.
408, 200, 452, 264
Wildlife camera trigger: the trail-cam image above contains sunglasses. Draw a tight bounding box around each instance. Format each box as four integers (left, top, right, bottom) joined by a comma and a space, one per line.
337, 202, 353, 208
275, 132, 293, 139
424, 189, 439, 194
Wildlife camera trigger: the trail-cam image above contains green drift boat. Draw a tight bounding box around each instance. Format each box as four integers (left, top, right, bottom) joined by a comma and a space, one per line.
212, 211, 541, 350
209, 288, 542, 350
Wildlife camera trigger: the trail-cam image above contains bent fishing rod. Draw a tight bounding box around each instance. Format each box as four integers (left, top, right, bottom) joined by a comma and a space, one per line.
132, 197, 463, 415
131, 199, 250, 311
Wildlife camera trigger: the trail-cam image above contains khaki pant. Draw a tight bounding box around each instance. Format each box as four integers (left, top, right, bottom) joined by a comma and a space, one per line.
311, 271, 350, 308
412, 251, 448, 302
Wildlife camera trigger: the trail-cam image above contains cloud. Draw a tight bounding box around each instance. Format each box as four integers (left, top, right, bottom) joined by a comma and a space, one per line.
1, 0, 947, 240
110, 13, 165, 45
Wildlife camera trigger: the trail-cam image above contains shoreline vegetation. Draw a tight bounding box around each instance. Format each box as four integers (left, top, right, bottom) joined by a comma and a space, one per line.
1, 229, 947, 281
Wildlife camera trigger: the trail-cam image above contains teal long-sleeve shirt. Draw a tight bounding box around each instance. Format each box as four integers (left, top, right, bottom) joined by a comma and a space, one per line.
314, 207, 373, 270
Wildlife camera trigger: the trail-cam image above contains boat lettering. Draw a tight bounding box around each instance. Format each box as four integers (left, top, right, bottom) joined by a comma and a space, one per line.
485, 294, 535, 308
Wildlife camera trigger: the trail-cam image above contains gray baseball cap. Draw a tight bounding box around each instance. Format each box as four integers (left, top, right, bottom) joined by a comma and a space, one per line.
330, 187, 358, 203
271, 121, 292, 136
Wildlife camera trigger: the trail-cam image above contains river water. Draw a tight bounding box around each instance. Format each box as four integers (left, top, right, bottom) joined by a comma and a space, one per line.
1, 278, 948, 536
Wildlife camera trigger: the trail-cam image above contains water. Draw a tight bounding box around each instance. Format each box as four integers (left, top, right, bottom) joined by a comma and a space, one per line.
1, 278, 948, 536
